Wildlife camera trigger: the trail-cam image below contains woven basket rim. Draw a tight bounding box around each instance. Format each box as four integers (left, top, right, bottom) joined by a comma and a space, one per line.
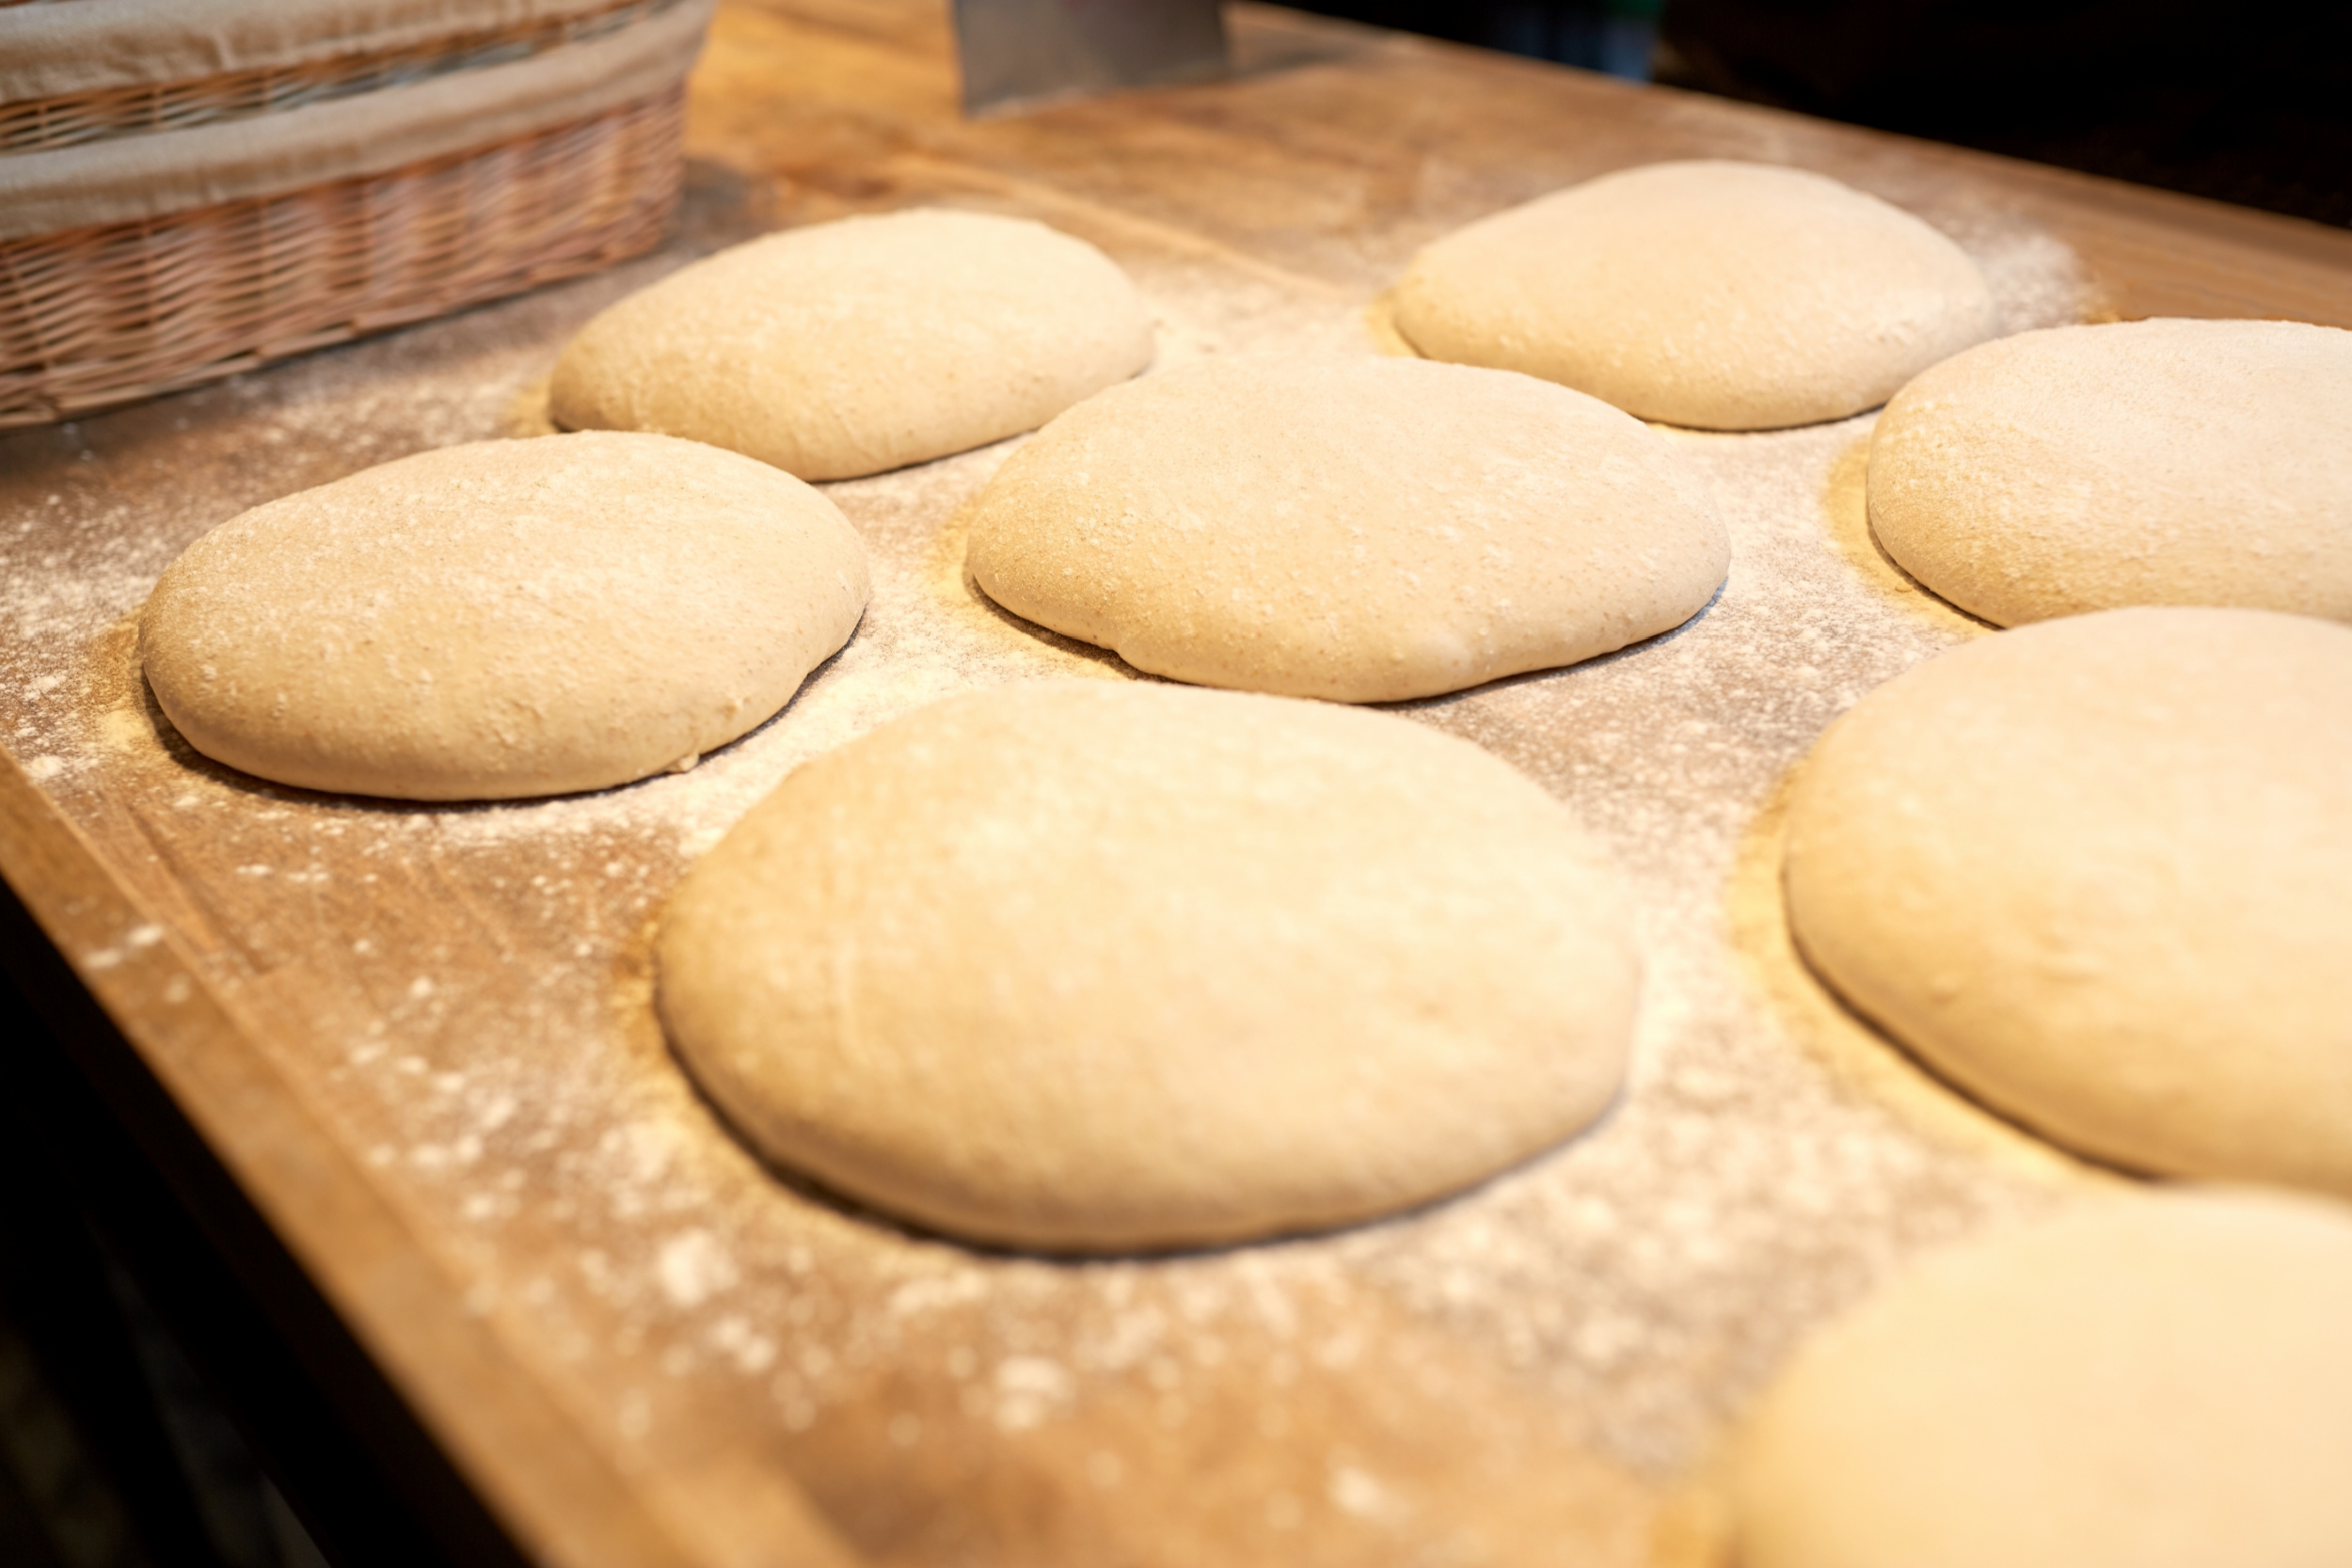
1, 0, 685, 155
0, 0, 709, 244
0, 0, 665, 103
2, 85, 686, 427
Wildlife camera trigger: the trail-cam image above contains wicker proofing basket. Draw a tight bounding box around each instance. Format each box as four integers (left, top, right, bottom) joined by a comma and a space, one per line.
0, 0, 707, 428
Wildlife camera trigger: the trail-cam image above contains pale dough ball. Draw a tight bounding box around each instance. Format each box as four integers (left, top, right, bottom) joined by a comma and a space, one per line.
1391, 160, 1999, 430
1734, 1187, 2352, 1568
1783, 607, 2352, 1196
548, 208, 1154, 481
657, 680, 1640, 1252
1867, 318, 2352, 626
140, 432, 869, 801
963, 356, 1728, 703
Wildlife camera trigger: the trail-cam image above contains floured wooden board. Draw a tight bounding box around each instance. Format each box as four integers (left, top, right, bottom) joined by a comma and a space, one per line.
5, 5, 2350, 1565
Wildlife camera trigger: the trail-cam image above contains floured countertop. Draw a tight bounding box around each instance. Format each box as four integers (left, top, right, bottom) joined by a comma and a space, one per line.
7, 5, 2348, 1566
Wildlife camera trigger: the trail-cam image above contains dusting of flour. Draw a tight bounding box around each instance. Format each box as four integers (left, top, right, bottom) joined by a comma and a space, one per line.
0, 177, 2107, 1567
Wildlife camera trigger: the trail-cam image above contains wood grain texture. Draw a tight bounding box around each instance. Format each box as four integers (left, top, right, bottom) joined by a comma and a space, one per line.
1, 5, 2346, 1566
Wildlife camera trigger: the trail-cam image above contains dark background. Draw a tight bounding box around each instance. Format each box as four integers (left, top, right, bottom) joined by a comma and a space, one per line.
1279, 0, 2352, 229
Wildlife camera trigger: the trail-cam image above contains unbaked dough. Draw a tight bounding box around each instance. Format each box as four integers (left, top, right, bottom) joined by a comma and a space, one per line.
657, 680, 1640, 1252
1782, 607, 2352, 1196
140, 431, 868, 800
548, 208, 1154, 481
1867, 317, 2352, 626
1391, 160, 1999, 430
1733, 1187, 2352, 1568
963, 356, 1728, 703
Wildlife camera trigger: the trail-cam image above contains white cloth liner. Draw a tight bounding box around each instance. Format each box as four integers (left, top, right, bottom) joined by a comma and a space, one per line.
0, 0, 712, 243
0, 0, 670, 102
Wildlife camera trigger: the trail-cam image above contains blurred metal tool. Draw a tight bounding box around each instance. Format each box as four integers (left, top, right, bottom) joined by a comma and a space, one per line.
954, 0, 1229, 116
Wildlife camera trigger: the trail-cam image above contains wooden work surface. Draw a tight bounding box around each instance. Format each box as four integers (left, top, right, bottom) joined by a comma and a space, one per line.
4, 5, 2350, 1565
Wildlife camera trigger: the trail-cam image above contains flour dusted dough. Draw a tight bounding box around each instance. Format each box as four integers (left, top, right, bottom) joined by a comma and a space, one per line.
548, 209, 1154, 481
1867, 318, 2352, 626
963, 356, 1728, 703
1783, 607, 2352, 1196
140, 432, 868, 801
657, 681, 1639, 1252
1734, 1187, 2352, 1568
1391, 161, 1999, 430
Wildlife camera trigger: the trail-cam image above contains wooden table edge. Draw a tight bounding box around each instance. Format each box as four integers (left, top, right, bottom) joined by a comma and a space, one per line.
0, 750, 858, 1568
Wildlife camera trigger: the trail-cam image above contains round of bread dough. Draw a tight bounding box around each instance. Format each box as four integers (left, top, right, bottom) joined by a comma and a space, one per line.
1782, 607, 2352, 1196
656, 680, 1640, 1252
962, 356, 1728, 704
1733, 1187, 2352, 1568
1867, 317, 2352, 626
140, 432, 869, 801
548, 208, 1154, 481
1391, 160, 1999, 430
